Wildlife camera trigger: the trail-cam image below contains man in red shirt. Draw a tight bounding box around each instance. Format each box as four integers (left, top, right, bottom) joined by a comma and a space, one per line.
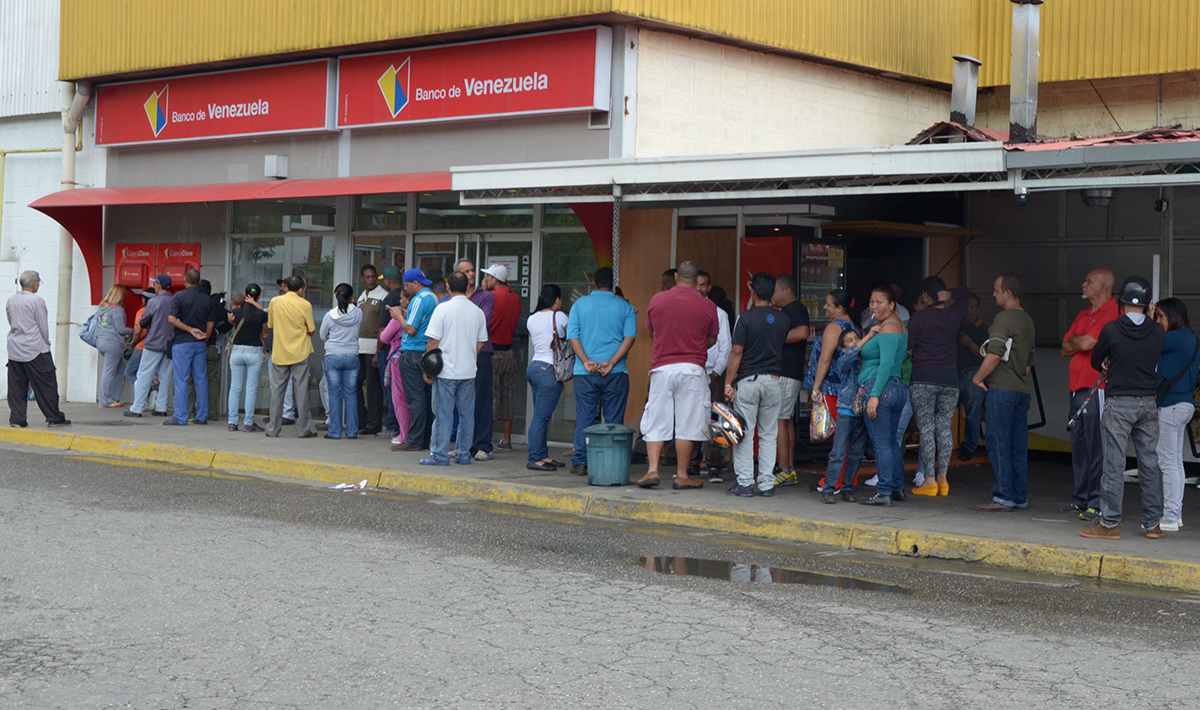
1060, 268, 1118, 521
482, 264, 522, 449
637, 260, 719, 490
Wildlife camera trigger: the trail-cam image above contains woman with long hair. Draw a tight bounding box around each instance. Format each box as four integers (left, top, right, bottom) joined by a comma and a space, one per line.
96, 284, 133, 408
525, 284, 568, 471
319, 283, 363, 439
805, 289, 862, 493
858, 285, 909, 506
227, 284, 268, 432
1151, 298, 1200, 532
907, 277, 973, 496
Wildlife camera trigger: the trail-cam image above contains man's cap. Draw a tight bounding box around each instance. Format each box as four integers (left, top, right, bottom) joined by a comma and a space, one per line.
153, 274, 172, 290
140, 289, 154, 301
381, 266, 402, 281
481, 264, 509, 283
275, 278, 286, 285
403, 268, 432, 286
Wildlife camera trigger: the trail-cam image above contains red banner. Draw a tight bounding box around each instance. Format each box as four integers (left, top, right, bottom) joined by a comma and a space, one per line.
96, 61, 333, 146
337, 28, 611, 129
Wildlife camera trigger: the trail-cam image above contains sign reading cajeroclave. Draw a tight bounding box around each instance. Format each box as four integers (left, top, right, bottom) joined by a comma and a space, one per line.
95, 60, 334, 147
337, 27, 611, 129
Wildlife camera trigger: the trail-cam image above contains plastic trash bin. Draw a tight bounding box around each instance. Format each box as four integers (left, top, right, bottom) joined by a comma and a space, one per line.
584, 423, 634, 486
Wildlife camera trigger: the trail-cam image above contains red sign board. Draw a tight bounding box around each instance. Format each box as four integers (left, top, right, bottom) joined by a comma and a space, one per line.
337, 27, 611, 129
96, 61, 334, 146
159, 242, 201, 288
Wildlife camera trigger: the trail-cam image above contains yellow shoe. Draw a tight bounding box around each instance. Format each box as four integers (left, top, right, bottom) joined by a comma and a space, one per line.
912, 481, 939, 496
938, 481, 949, 496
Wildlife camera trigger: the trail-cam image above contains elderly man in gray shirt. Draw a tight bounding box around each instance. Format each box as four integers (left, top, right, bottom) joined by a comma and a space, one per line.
6, 270, 69, 428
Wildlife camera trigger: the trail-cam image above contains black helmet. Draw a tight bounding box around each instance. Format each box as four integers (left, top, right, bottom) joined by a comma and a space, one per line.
420, 348, 444, 378
1118, 276, 1151, 307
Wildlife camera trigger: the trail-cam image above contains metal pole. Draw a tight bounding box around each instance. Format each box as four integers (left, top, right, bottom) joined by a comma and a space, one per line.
55, 82, 76, 398
611, 185, 622, 287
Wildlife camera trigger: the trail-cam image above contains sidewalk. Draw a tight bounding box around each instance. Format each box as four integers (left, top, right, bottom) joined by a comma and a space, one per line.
7, 403, 1200, 592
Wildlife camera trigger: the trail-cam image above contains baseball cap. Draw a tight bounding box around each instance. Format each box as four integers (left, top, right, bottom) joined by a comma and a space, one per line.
153, 274, 172, 290
403, 268, 432, 286
140, 289, 153, 301
381, 266, 402, 281
481, 264, 510, 283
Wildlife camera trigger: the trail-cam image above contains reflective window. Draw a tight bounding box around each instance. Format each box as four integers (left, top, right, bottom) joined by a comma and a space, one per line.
231, 198, 336, 235
416, 191, 532, 231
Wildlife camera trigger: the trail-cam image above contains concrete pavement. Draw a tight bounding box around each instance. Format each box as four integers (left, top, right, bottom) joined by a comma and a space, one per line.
5, 402, 1200, 592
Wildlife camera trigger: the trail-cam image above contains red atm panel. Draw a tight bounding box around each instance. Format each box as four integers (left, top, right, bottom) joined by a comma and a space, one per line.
158, 242, 201, 289
114, 243, 158, 326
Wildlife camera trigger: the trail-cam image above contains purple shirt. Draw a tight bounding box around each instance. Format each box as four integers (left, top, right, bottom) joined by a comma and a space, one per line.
470, 288, 495, 354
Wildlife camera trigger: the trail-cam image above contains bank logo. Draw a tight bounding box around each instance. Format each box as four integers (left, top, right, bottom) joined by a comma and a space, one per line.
377, 58, 410, 118
143, 85, 169, 137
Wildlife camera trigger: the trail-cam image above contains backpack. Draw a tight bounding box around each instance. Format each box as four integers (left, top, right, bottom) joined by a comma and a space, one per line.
79, 308, 102, 348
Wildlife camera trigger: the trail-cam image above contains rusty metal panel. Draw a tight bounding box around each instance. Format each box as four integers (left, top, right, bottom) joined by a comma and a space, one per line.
0, 0, 60, 117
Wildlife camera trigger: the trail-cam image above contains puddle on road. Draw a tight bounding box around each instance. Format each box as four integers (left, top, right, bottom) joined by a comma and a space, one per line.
640, 555, 907, 593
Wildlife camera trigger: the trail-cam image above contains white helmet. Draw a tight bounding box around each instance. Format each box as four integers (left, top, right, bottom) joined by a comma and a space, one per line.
708, 401, 747, 448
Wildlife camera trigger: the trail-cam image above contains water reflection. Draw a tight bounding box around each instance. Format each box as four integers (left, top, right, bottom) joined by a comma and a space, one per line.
641, 556, 907, 593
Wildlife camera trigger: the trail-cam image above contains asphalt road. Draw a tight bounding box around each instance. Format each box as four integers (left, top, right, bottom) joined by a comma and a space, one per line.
2, 446, 1198, 709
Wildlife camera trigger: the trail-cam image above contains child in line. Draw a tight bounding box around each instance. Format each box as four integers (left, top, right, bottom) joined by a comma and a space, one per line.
822, 326, 879, 503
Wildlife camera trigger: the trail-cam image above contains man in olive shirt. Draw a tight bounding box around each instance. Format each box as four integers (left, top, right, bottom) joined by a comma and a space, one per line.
972, 273, 1037, 512
266, 275, 317, 438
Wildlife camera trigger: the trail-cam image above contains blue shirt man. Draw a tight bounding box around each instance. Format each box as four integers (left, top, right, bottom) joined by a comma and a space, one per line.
566, 267, 638, 473
395, 268, 438, 450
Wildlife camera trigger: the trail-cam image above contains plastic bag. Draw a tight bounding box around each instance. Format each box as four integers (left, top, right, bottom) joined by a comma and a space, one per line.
810, 395, 835, 443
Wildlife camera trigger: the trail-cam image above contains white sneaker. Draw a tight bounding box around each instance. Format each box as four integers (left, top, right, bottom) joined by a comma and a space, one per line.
391, 435, 403, 445
1123, 468, 1140, 483
864, 475, 879, 487
1160, 519, 1182, 532
913, 471, 926, 488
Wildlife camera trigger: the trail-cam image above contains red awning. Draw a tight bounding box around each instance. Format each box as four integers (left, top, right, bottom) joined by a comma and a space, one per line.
28, 171, 452, 303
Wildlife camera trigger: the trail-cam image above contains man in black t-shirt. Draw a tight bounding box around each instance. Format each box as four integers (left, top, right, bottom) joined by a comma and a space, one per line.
723, 273, 791, 498
771, 274, 811, 485
166, 268, 215, 426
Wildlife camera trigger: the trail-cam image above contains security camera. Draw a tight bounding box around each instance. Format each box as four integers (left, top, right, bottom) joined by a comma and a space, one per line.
1154, 198, 1169, 213
1014, 187, 1029, 207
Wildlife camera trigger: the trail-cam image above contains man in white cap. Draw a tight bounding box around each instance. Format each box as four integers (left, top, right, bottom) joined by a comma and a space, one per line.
482, 263, 522, 450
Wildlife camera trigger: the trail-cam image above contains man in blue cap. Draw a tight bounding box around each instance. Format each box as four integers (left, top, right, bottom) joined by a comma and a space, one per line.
392, 267, 437, 451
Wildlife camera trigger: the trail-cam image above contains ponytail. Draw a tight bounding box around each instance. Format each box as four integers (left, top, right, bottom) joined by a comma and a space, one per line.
334, 283, 354, 315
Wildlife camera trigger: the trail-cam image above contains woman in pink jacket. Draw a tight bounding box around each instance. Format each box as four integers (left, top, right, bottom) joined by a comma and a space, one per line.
380, 300, 412, 445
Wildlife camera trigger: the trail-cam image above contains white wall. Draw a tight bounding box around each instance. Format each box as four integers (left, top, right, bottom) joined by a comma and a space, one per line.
0, 109, 107, 403
634, 29, 950, 158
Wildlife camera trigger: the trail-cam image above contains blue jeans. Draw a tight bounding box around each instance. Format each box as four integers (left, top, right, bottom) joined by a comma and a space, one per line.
826, 412, 867, 492
124, 349, 142, 385
431, 378, 475, 464
227, 345, 264, 427
571, 372, 629, 467
862, 377, 907, 496
985, 388, 1031, 508
958, 367, 983, 454
323, 353, 360, 438
131, 348, 171, 414
171, 340, 208, 424
526, 361, 562, 464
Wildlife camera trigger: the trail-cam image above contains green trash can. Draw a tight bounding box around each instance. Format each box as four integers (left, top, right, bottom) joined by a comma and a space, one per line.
584, 423, 634, 486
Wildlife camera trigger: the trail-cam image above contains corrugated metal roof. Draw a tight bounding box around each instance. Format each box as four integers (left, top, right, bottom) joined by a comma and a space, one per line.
0, 0, 60, 118
58, 1, 1200, 88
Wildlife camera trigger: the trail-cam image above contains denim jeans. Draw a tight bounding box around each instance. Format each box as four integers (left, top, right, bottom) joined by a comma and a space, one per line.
862, 377, 907, 496
131, 349, 171, 414
1099, 395, 1162, 529
985, 388, 1031, 508
227, 345, 264, 427
400, 351, 432, 448
1157, 401, 1193, 524
826, 413, 868, 493
472, 351, 494, 455
958, 367, 983, 454
526, 361, 562, 463
431, 377, 475, 464
171, 340, 208, 424
732, 375, 782, 490
571, 372, 630, 467
323, 353, 360, 438
1069, 387, 1106, 510
125, 349, 142, 385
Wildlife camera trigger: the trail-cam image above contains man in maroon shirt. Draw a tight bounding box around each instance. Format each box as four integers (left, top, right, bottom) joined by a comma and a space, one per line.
1060, 268, 1118, 521
483, 264, 522, 449
637, 260, 720, 490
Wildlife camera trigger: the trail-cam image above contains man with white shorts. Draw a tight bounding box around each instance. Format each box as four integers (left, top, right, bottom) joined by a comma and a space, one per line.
637, 260, 720, 491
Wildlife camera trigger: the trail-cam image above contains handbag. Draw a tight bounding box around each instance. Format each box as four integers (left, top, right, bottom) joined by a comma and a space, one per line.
550, 316, 575, 383
1156, 334, 1200, 406
851, 386, 865, 416
809, 394, 835, 443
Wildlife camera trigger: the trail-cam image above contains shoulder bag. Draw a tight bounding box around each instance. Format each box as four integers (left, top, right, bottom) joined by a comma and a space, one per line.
550, 314, 575, 383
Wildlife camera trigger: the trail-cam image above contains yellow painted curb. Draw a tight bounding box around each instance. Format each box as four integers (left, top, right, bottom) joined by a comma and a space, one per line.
70, 434, 216, 468
0, 427, 76, 450
897, 530, 1103, 579
849, 526, 899, 555
1100, 554, 1200, 593
212, 451, 383, 488
377, 471, 591, 515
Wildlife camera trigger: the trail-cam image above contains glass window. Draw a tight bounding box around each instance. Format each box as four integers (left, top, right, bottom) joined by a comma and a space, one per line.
416, 191, 532, 231
230, 235, 336, 311
539, 231, 600, 443
231, 198, 336, 234
543, 205, 585, 228
354, 235, 406, 277
355, 194, 407, 231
